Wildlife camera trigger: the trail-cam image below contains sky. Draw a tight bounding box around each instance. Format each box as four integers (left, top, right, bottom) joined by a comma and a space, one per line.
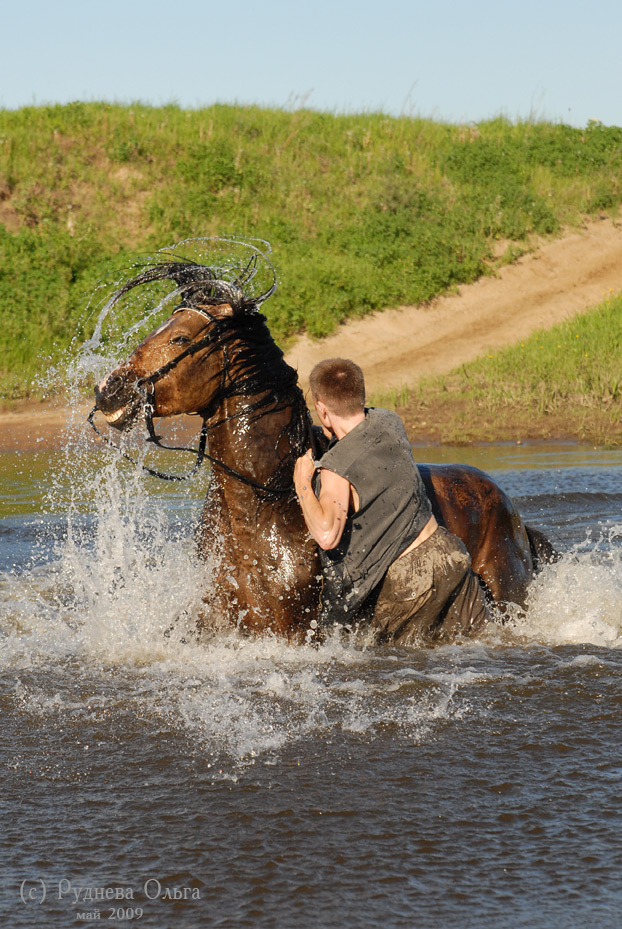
1, 0, 620, 128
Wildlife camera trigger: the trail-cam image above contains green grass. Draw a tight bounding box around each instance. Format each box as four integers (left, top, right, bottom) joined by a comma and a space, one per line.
1, 102, 622, 397
444, 291, 622, 412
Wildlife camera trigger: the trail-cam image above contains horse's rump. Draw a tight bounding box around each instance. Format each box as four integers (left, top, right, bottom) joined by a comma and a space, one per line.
419, 463, 551, 607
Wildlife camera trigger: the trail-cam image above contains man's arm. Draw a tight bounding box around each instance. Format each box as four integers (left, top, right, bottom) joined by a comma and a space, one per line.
294, 450, 351, 550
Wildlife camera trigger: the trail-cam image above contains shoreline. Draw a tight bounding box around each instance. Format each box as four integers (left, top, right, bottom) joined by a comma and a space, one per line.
1, 397, 619, 453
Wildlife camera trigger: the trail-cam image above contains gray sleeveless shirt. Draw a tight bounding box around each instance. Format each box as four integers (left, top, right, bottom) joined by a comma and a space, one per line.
317, 407, 432, 621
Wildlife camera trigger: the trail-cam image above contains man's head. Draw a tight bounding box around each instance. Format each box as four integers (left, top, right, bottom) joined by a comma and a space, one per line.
309, 358, 365, 417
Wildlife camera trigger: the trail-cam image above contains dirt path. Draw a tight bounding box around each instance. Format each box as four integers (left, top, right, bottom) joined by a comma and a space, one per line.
2, 217, 621, 452
285, 217, 622, 395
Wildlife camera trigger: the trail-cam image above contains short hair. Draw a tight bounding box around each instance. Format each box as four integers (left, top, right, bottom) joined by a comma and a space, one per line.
309, 358, 366, 416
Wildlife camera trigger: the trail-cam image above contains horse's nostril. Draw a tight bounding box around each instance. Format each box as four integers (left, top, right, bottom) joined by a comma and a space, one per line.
95, 370, 136, 415
96, 372, 123, 401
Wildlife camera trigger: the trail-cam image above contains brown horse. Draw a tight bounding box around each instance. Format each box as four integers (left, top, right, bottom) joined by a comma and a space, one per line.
93, 256, 553, 640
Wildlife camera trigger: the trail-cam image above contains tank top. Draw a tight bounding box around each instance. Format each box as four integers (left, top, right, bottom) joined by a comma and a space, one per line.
317, 407, 432, 621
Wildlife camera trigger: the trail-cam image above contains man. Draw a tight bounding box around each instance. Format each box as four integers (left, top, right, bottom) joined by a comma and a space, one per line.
293, 358, 488, 646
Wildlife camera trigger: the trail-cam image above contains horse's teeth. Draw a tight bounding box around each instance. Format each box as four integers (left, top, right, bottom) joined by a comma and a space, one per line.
106, 408, 125, 424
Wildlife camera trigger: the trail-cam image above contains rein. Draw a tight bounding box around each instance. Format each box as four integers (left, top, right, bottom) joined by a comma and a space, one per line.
90, 305, 313, 495
88, 405, 208, 482
89, 403, 304, 495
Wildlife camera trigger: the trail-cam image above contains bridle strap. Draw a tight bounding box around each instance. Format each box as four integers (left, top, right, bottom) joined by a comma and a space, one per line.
88, 406, 209, 482
143, 388, 294, 495
89, 404, 297, 496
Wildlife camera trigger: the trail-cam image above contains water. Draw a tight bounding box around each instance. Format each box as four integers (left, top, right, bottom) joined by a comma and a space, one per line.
1, 438, 622, 929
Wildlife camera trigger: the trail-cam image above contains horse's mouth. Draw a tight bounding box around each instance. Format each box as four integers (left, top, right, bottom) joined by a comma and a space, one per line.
95, 382, 144, 431
102, 402, 142, 430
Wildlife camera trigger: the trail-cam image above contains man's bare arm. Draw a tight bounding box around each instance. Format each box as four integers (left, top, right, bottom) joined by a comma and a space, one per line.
294, 450, 351, 550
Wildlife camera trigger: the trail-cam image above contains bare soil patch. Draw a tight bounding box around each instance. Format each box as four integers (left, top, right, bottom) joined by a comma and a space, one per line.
0, 399, 92, 452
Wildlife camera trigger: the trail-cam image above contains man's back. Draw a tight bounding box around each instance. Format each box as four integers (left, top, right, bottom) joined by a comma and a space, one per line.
317, 407, 432, 619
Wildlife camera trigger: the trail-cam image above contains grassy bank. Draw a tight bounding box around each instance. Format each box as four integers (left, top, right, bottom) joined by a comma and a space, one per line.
393, 293, 622, 447
1, 102, 622, 397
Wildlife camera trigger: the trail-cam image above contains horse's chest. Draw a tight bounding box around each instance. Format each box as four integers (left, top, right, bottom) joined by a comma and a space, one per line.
201, 491, 321, 629
232, 524, 315, 591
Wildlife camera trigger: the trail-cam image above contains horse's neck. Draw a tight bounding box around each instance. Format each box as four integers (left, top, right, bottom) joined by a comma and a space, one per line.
205, 373, 307, 514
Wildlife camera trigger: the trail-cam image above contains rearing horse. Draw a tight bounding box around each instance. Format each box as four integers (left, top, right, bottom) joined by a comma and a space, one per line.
93, 255, 553, 640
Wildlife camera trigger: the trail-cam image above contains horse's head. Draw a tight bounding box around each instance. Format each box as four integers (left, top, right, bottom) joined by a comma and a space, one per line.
93, 248, 279, 431
92, 250, 309, 498
95, 303, 233, 430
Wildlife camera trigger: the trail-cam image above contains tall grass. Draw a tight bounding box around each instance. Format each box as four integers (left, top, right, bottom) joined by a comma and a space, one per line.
1, 103, 621, 396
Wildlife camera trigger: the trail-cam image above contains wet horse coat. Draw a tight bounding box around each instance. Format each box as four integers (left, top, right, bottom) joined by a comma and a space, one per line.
94, 259, 552, 639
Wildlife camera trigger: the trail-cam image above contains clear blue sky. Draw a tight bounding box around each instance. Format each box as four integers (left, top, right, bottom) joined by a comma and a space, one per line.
2, 0, 620, 127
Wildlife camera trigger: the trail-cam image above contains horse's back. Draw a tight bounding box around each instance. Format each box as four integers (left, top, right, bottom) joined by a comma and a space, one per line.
418, 463, 534, 606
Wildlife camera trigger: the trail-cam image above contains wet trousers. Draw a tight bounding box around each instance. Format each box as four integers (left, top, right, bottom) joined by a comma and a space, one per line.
371, 527, 489, 646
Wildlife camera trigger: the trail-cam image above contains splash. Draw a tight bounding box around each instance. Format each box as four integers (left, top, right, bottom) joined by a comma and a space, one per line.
1, 455, 207, 664
5, 263, 622, 767
510, 529, 622, 647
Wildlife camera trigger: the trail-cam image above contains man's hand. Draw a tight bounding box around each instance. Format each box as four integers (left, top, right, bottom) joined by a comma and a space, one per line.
294, 449, 316, 499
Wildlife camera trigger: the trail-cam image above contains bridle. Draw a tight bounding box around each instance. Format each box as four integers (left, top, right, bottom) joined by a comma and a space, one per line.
89, 305, 315, 496
88, 403, 209, 483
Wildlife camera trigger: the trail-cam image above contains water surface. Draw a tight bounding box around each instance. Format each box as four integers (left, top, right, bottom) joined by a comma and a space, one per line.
1, 441, 621, 928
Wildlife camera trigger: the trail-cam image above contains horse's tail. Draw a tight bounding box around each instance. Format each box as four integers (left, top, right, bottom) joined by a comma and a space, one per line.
525, 524, 561, 573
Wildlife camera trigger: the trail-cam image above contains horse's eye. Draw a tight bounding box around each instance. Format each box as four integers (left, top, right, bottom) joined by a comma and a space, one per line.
170, 334, 192, 346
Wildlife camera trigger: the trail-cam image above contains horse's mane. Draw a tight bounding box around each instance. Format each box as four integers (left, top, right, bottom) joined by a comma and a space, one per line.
107, 250, 276, 314
197, 308, 310, 463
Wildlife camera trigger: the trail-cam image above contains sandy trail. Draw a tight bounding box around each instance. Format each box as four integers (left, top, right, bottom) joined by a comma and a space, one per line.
285, 218, 622, 395
2, 218, 621, 451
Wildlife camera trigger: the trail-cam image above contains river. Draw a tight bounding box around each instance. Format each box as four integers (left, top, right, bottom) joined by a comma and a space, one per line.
1, 438, 621, 928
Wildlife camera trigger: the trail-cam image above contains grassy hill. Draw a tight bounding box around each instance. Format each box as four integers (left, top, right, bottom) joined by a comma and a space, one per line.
1, 102, 621, 398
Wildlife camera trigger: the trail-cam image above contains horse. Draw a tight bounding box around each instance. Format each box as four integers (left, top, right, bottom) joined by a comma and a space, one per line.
92, 255, 554, 641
